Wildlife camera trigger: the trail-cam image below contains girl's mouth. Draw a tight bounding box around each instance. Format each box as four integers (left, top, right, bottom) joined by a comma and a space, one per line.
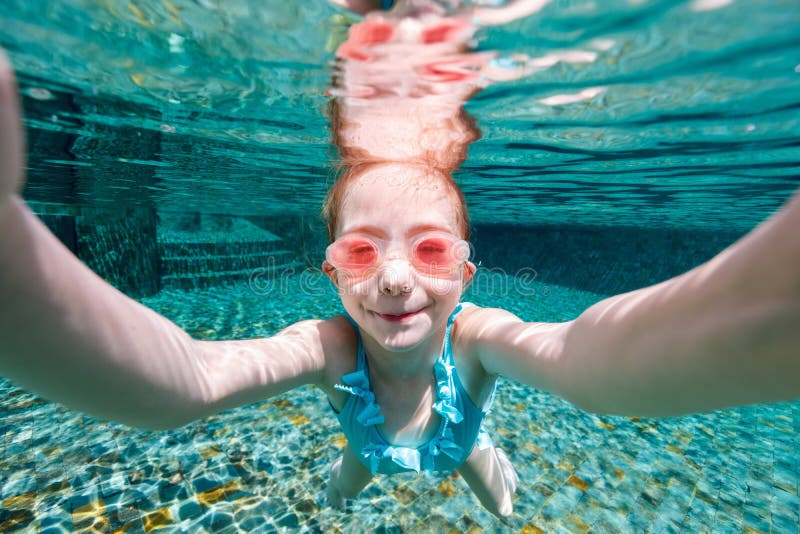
375, 309, 423, 322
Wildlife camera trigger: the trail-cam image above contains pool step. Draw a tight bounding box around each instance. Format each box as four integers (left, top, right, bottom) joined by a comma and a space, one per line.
157, 217, 305, 289
161, 249, 296, 276
160, 259, 307, 290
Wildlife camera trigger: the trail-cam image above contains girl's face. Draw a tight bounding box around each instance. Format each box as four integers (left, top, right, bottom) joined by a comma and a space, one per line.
323, 164, 475, 353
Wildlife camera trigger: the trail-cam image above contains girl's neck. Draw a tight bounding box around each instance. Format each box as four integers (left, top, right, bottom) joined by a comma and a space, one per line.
361, 325, 447, 381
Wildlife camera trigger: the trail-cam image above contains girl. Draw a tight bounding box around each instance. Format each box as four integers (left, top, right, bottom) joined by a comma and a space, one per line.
1, 15, 799, 522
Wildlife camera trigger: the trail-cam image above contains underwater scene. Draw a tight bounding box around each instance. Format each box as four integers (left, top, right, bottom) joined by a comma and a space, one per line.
1, 0, 799, 532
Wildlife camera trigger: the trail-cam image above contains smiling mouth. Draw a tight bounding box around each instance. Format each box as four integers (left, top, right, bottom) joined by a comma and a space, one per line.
375, 309, 424, 322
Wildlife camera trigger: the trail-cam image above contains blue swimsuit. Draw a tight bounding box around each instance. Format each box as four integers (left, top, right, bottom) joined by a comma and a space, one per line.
331, 303, 496, 475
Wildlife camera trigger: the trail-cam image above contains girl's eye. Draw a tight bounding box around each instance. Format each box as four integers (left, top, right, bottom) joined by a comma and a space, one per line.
415, 238, 450, 264
347, 242, 377, 265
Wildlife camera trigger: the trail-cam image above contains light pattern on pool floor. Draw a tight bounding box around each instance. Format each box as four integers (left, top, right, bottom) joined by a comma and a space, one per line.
1, 280, 798, 532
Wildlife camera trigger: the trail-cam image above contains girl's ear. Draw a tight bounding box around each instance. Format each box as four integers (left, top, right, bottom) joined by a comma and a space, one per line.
462, 260, 476, 288
322, 260, 339, 288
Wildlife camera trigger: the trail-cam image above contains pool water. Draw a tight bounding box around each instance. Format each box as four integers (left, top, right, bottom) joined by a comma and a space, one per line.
2, 0, 800, 532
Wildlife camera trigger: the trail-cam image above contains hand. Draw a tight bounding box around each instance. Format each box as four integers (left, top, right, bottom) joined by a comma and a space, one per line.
0, 48, 25, 211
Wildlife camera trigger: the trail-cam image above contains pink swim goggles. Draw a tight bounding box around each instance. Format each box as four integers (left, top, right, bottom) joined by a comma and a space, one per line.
326, 231, 470, 278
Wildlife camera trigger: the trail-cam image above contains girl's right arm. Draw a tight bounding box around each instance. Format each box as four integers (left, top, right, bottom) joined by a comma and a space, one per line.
461, 188, 800, 417
0, 51, 335, 430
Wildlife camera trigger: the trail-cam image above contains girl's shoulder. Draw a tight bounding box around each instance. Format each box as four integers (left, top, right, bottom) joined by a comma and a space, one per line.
453, 304, 522, 342
316, 315, 360, 396
451, 305, 510, 404
452, 304, 524, 365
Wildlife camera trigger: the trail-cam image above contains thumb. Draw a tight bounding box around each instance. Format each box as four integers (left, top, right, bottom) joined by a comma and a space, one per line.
0, 49, 25, 204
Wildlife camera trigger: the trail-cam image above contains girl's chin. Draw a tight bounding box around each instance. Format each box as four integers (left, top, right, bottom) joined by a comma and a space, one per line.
368, 315, 433, 351
376, 334, 427, 352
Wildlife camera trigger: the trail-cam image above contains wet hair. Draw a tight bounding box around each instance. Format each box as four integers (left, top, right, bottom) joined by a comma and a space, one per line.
323, 98, 477, 243
322, 162, 471, 243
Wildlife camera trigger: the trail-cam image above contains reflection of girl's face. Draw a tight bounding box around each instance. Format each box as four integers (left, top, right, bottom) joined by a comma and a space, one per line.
324, 164, 473, 352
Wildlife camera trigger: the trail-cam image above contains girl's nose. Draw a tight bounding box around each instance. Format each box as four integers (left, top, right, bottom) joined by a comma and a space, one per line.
377, 258, 414, 296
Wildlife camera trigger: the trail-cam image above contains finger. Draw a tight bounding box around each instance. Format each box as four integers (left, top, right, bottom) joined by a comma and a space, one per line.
0, 48, 25, 198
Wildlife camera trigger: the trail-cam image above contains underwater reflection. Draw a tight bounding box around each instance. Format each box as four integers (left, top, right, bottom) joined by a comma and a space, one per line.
327, 1, 601, 176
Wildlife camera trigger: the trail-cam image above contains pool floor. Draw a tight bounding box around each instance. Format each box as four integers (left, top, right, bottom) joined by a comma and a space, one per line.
0, 279, 798, 532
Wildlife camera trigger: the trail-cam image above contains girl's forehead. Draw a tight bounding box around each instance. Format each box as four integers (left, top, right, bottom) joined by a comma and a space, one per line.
339, 169, 458, 235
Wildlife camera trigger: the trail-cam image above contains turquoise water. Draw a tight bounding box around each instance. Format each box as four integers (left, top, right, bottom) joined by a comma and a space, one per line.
2, 0, 800, 532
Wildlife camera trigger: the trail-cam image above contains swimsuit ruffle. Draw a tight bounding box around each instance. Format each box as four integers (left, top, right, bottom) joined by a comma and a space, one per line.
333, 353, 468, 475
334, 369, 386, 426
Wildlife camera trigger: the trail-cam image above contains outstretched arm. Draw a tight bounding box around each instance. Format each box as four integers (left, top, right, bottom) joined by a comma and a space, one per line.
0, 50, 330, 430
462, 189, 800, 417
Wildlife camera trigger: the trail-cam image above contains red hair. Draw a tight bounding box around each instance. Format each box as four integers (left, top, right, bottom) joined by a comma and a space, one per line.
322, 162, 471, 243
323, 99, 478, 242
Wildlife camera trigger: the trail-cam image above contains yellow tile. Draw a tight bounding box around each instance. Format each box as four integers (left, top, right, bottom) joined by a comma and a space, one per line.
557, 460, 576, 471
497, 427, 514, 438
72, 499, 105, 516
71, 499, 107, 529
142, 508, 174, 532
567, 475, 589, 491
392, 485, 418, 505
613, 467, 626, 480
42, 445, 62, 457
520, 525, 544, 534
197, 479, 240, 507
288, 413, 310, 426
273, 399, 293, 409
127, 4, 153, 27
197, 486, 226, 507
437, 479, 457, 498
515, 403, 525, 410
332, 434, 348, 449
2, 491, 36, 510
199, 445, 222, 459
684, 457, 702, 472
112, 522, 140, 534
569, 514, 590, 533
0, 510, 35, 532
596, 420, 615, 431
523, 442, 543, 455
674, 430, 694, 444
212, 428, 229, 437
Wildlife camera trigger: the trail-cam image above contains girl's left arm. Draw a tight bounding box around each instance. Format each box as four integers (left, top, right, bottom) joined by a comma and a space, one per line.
462, 189, 800, 416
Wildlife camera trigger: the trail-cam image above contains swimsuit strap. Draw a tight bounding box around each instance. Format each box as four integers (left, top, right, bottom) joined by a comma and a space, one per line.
441, 301, 472, 364
381, 0, 395, 10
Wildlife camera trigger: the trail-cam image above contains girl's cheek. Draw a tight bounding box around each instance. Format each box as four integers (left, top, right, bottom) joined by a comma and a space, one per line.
337, 276, 372, 297
425, 276, 464, 297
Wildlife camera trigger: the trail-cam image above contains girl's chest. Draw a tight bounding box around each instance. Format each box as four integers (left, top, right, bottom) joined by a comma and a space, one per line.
326, 353, 492, 448
370, 375, 441, 447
